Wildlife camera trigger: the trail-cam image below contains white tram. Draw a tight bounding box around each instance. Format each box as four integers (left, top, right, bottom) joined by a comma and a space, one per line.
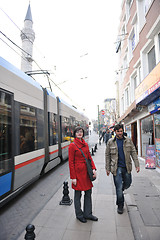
0, 57, 89, 207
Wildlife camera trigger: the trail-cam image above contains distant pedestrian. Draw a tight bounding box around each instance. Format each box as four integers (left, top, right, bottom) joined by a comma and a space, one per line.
104, 129, 111, 145
102, 130, 106, 142
105, 123, 140, 214
68, 126, 98, 223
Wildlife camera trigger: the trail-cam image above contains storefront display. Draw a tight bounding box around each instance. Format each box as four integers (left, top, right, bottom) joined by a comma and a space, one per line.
125, 125, 131, 138
154, 113, 160, 168
141, 115, 153, 157
145, 145, 156, 169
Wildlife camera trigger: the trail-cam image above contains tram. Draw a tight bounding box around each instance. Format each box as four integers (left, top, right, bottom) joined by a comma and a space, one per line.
0, 57, 89, 207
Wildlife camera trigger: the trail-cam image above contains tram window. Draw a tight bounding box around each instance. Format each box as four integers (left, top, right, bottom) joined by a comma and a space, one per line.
80, 120, 89, 136
61, 116, 71, 142
0, 91, 12, 174
49, 113, 58, 145
37, 109, 44, 149
70, 117, 76, 137
20, 105, 37, 154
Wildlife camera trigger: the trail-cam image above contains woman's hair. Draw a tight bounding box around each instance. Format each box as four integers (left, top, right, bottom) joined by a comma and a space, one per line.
73, 126, 85, 138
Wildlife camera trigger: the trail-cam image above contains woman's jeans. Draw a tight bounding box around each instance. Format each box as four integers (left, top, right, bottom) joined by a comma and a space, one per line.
113, 167, 132, 207
74, 189, 92, 218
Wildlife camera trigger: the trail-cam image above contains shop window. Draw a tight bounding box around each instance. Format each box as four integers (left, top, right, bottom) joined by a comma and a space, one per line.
141, 116, 153, 157
125, 125, 131, 138
154, 113, 160, 167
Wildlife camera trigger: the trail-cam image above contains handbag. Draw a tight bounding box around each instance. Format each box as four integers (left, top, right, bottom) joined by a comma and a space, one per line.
74, 143, 96, 181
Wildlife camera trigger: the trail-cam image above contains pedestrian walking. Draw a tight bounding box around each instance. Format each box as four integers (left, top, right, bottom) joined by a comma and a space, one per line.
105, 123, 140, 214
104, 129, 112, 145
68, 126, 98, 223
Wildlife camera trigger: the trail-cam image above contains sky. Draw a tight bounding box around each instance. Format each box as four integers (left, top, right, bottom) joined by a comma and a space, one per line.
0, 0, 122, 120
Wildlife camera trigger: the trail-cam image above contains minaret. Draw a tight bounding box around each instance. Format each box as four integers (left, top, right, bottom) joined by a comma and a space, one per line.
21, 4, 35, 73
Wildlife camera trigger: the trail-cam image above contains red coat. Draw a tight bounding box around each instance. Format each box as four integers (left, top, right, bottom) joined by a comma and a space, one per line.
68, 138, 96, 191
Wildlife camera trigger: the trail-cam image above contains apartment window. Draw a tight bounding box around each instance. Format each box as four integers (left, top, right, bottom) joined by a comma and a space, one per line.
148, 46, 156, 73
125, 87, 129, 109
158, 33, 160, 55
122, 25, 126, 35
121, 96, 124, 114
124, 55, 128, 72
131, 33, 135, 51
128, 0, 133, 15
129, 28, 136, 60
138, 65, 141, 84
126, 0, 133, 21
145, 0, 153, 13
131, 75, 137, 101
133, 76, 137, 90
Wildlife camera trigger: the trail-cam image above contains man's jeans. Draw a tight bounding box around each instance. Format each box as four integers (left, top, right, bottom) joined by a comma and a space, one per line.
113, 167, 132, 207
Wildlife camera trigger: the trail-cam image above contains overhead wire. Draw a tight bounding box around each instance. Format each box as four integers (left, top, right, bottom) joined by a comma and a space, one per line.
0, 7, 45, 58
0, 37, 27, 63
0, 30, 32, 58
0, 7, 77, 104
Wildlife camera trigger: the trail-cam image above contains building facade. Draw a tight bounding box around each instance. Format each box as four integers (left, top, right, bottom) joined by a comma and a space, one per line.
116, 0, 160, 167
104, 98, 116, 127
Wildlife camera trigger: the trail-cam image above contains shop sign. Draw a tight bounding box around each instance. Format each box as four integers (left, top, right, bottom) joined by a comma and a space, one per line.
148, 97, 160, 114
135, 62, 160, 104
145, 145, 156, 169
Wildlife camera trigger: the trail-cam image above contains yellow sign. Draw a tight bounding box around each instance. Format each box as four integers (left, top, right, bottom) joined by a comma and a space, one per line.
135, 62, 160, 103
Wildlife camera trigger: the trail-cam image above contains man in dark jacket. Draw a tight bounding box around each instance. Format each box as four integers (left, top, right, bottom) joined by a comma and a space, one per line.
105, 124, 140, 214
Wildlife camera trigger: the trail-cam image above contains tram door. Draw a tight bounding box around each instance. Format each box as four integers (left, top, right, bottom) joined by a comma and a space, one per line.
0, 90, 14, 200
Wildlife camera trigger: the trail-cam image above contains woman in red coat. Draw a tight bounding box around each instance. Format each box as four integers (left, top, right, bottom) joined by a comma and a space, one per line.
69, 126, 98, 223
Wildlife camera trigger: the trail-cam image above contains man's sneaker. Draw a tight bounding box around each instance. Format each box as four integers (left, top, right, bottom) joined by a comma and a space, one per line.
117, 205, 123, 214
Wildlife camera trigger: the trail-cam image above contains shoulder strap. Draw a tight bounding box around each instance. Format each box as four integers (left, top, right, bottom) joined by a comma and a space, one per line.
73, 142, 88, 163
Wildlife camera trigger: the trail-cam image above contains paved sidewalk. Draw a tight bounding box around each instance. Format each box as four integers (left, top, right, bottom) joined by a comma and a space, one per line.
18, 137, 134, 240
125, 157, 160, 240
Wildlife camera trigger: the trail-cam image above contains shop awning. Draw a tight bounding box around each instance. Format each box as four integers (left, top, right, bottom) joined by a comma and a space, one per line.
136, 86, 160, 106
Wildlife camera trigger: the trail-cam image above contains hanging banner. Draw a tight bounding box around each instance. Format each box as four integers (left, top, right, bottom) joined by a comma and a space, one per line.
145, 145, 156, 169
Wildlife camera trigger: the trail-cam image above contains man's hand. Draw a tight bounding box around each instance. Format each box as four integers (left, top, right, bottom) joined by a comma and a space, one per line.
106, 170, 110, 176
136, 167, 140, 173
72, 179, 77, 185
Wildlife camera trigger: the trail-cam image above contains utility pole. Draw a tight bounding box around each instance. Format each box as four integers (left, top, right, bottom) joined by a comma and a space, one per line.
98, 105, 100, 136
